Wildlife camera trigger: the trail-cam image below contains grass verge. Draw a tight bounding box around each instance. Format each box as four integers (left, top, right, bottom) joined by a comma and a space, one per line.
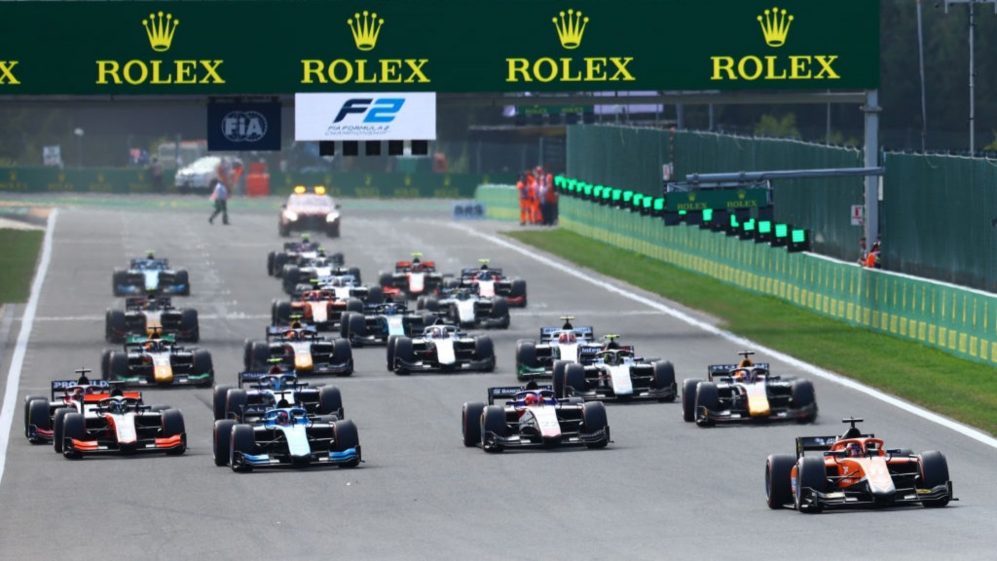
0, 229, 43, 303
506, 228, 997, 436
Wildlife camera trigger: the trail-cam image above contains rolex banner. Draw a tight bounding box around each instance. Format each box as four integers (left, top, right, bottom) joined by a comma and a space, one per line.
0, 0, 879, 95
294, 93, 436, 141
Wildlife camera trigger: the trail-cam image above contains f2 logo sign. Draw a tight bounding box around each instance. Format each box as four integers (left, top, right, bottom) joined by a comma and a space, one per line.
333, 98, 405, 123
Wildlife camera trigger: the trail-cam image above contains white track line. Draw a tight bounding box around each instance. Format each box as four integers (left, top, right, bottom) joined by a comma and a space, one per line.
451, 223, 997, 449
0, 209, 58, 485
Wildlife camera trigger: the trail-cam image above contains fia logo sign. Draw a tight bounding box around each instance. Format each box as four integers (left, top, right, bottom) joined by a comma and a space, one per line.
221, 111, 268, 143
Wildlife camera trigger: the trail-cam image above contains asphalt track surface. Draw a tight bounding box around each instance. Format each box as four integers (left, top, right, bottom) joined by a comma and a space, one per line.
1, 198, 995, 561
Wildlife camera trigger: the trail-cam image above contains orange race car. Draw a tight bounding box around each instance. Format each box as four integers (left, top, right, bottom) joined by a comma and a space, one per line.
765, 418, 954, 513
271, 288, 364, 331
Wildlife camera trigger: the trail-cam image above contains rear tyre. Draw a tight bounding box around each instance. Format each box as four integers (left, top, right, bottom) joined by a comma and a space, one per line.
272, 300, 292, 325
180, 308, 199, 342
378, 272, 393, 288
462, 402, 485, 447
392, 337, 414, 375
225, 389, 248, 422
27, 399, 51, 443
694, 382, 720, 427
795, 456, 828, 513
212, 385, 233, 421
551, 360, 570, 394
112, 270, 127, 296
366, 286, 384, 305
918, 451, 951, 507
510, 279, 527, 307
53, 408, 74, 453
652, 361, 677, 402
581, 401, 609, 448
331, 339, 353, 377
61, 413, 86, 459
681, 379, 701, 422
192, 350, 214, 386
766, 454, 796, 509
108, 351, 128, 382
331, 420, 361, 467
386, 335, 400, 371
347, 267, 362, 285
319, 386, 344, 419
474, 336, 495, 372
490, 297, 510, 329
230, 424, 256, 472
346, 297, 363, 314
282, 266, 300, 295
346, 312, 366, 342
481, 405, 509, 452
791, 379, 818, 423
561, 363, 586, 398
267, 251, 276, 276
213, 419, 235, 466
175, 270, 191, 295
106, 309, 127, 343
161, 409, 186, 455
515, 341, 539, 380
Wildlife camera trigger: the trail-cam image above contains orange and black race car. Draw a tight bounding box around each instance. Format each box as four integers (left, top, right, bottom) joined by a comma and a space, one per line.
765, 418, 955, 513
272, 288, 365, 331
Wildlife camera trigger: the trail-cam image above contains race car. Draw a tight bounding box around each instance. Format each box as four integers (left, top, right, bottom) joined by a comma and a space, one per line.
552, 336, 677, 402
212, 369, 345, 423
378, 253, 445, 300
101, 333, 214, 387
244, 322, 353, 376
279, 185, 341, 238
387, 322, 495, 375
112, 252, 190, 296
104, 295, 199, 343
58, 390, 186, 459
765, 418, 954, 513
340, 302, 432, 347
214, 407, 360, 471
515, 316, 600, 380
272, 288, 366, 331
281, 255, 360, 295
461, 383, 610, 452
22, 370, 122, 445
267, 236, 343, 277
681, 351, 817, 426
457, 260, 528, 307
416, 286, 510, 329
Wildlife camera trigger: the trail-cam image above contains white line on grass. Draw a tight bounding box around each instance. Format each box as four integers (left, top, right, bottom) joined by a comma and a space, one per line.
450, 223, 997, 449
0, 209, 58, 485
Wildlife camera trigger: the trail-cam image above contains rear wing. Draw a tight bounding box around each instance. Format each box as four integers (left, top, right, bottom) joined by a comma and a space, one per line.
50, 379, 110, 400
707, 362, 770, 379
488, 385, 553, 405
237, 371, 307, 389
266, 324, 319, 340
795, 434, 875, 458
539, 325, 595, 342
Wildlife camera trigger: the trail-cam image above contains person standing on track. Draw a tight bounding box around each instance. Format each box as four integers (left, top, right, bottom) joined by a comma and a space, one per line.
208, 177, 229, 225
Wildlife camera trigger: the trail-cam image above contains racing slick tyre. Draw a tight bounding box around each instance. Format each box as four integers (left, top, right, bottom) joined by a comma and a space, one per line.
180, 309, 200, 342
510, 279, 527, 307
652, 361, 677, 402
193, 350, 214, 385
225, 389, 248, 422
330, 252, 345, 266
481, 405, 509, 452
491, 297, 511, 328
392, 337, 414, 375
790, 379, 817, 423
273, 253, 288, 277
282, 266, 300, 294
161, 409, 187, 455
560, 363, 586, 398
366, 286, 384, 305
106, 309, 127, 343
795, 456, 828, 513
327, 221, 340, 238
694, 382, 720, 427
331, 339, 354, 377
386, 335, 400, 371
267, 251, 276, 276
345, 312, 366, 343
331, 420, 361, 467
319, 386, 345, 419
175, 270, 190, 296
213, 419, 236, 466
346, 297, 364, 314
766, 454, 796, 509
416, 296, 439, 312
515, 341, 539, 380
551, 360, 570, 391
26, 399, 51, 444
462, 402, 486, 447
230, 424, 256, 472
112, 270, 128, 296
279, 222, 290, 237
378, 272, 393, 288
272, 300, 292, 325
61, 412, 86, 459
918, 451, 951, 507
213, 385, 233, 420
348, 267, 362, 285
474, 336, 496, 372
23, 394, 47, 438
682, 379, 701, 422
244, 341, 270, 371
52, 408, 74, 453
107, 351, 129, 382
581, 401, 609, 449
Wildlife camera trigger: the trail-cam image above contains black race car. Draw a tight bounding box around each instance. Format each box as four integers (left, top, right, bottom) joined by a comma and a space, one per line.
212, 370, 345, 423
387, 323, 495, 375
101, 333, 214, 387
553, 336, 677, 402
340, 302, 432, 347
112, 253, 190, 296
244, 323, 353, 376
105, 296, 199, 343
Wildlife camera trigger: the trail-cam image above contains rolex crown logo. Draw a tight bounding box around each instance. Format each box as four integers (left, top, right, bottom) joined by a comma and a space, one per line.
347, 11, 384, 51
142, 11, 179, 52
757, 6, 793, 48
552, 9, 589, 50
687, 192, 696, 202
738, 189, 746, 200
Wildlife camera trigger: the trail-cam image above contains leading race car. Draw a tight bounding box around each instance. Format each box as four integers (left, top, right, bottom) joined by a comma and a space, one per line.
58, 390, 186, 459
112, 252, 190, 296
456, 260, 528, 307
682, 351, 817, 426
340, 302, 432, 347
214, 407, 361, 471
387, 323, 495, 375
379, 253, 445, 300
416, 286, 510, 330
212, 368, 345, 423
105, 295, 199, 343
281, 254, 360, 295
279, 185, 341, 238
552, 336, 677, 402
461, 383, 610, 452
101, 333, 215, 387
515, 316, 600, 380
23, 371, 118, 445
267, 236, 343, 277
765, 418, 954, 513
244, 322, 353, 376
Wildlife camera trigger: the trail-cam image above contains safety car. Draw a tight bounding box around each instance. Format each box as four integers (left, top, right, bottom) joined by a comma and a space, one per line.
279, 185, 341, 238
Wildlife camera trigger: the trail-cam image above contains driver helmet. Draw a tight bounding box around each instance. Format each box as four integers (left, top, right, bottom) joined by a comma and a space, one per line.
285, 330, 298, 340
430, 325, 447, 339
108, 399, 128, 414
144, 340, 160, 352
732, 368, 749, 382
301, 234, 310, 243
383, 303, 398, 315
146, 251, 155, 259
558, 331, 576, 344
275, 410, 291, 425
523, 392, 540, 406
268, 365, 283, 375
846, 442, 863, 457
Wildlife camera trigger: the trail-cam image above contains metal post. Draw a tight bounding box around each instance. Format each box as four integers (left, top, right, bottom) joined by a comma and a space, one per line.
676, 103, 685, 130
708, 104, 715, 131
917, 0, 928, 151
969, 2, 975, 153
863, 90, 881, 254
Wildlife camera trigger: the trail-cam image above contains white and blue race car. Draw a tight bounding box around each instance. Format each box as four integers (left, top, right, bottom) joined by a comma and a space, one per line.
340, 302, 432, 347
112, 254, 190, 296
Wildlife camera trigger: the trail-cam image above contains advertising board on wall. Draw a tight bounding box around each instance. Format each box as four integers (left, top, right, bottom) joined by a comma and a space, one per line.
294, 92, 436, 141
